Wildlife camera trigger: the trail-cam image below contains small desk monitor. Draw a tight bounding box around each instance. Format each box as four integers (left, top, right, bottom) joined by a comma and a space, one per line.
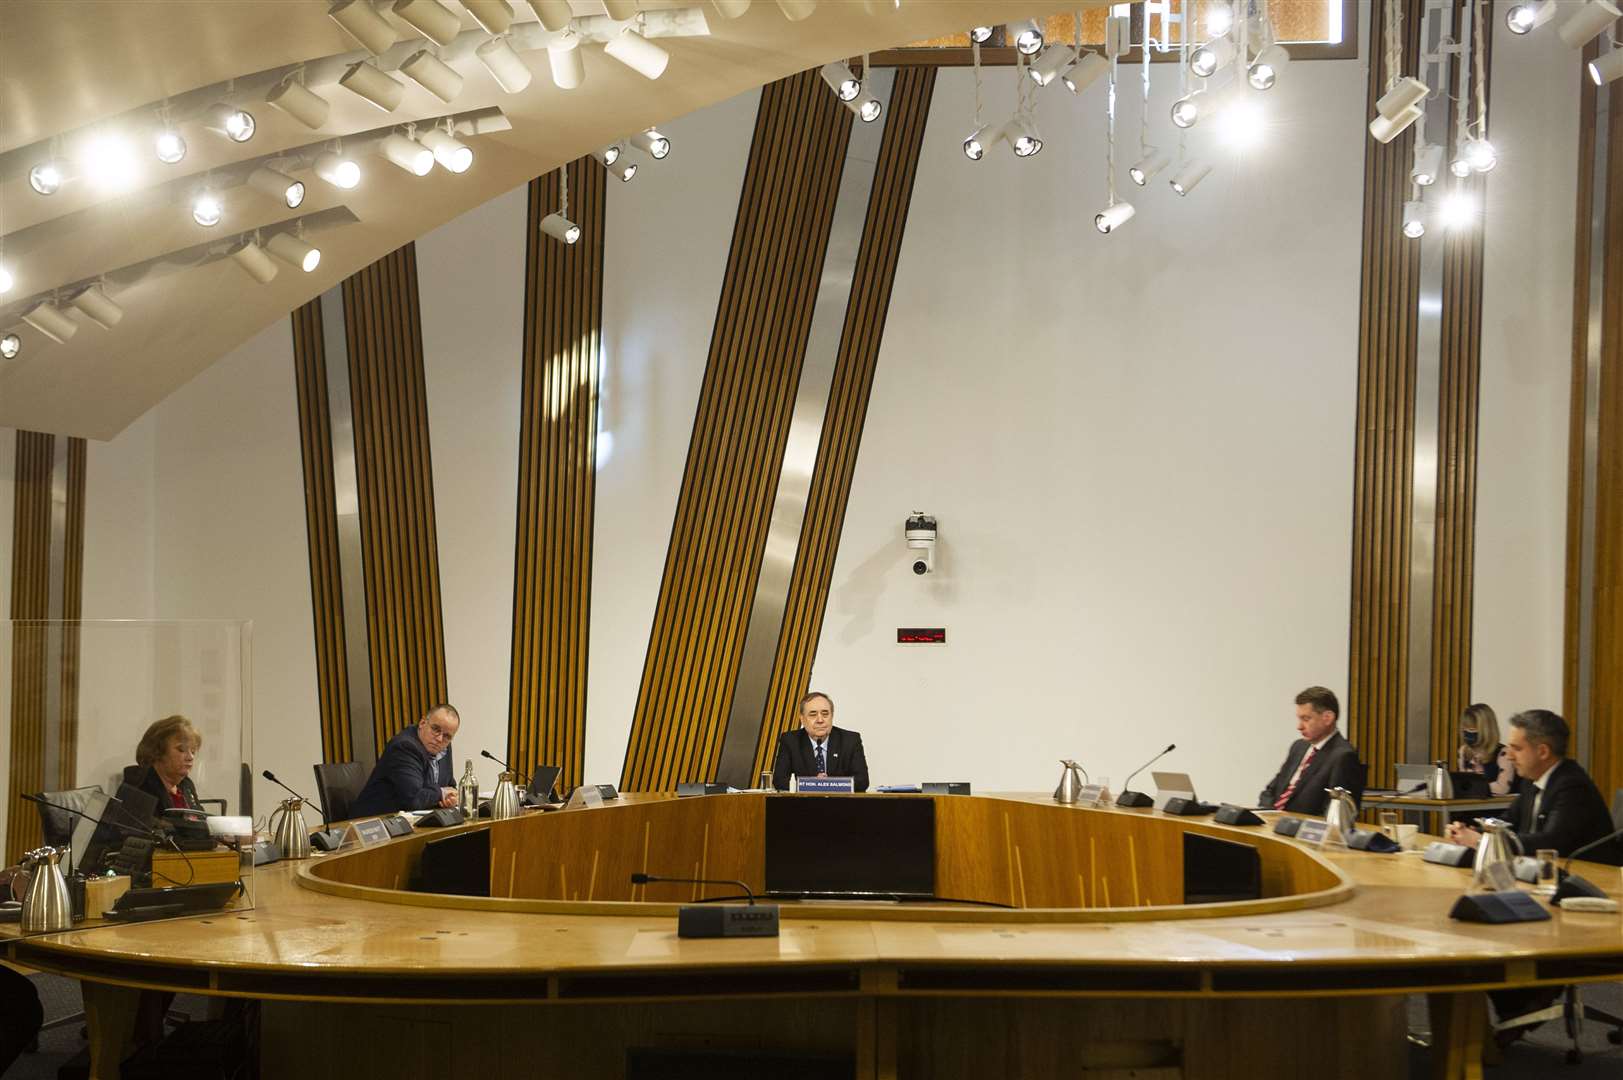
764, 796, 935, 900
1182, 832, 1262, 904
416, 828, 490, 897
527, 765, 562, 804
74, 783, 159, 875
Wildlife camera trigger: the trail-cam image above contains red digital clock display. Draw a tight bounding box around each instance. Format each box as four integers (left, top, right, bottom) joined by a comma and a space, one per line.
896, 627, 946, 644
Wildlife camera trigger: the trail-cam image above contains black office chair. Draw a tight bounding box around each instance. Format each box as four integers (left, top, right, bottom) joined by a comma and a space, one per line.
312, 762, 370, 825
33, 785, 107, 848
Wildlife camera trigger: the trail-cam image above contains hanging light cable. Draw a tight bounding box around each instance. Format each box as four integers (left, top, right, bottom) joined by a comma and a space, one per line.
1095, 16, 1133, 232
540, 165, 581, 244
963, 36, 1003, 159
1463, 0, 1496, 171
1129, 18, 1165, 185
1371, 0, 1424, 142
1171, 6, 1208, 196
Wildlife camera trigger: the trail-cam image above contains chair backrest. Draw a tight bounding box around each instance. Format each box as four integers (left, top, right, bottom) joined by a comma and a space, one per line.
35, 785, 107, 848
1613, 788, 1623, 832
313, 761, 371, 825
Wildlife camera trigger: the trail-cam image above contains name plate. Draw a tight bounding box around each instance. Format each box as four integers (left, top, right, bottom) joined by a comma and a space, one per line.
1480, 859, 1518, 893
792, 776, 856, 793
1074, 784, 1108, 807
346, 818, 392, 847
1295, 820, 1332, 847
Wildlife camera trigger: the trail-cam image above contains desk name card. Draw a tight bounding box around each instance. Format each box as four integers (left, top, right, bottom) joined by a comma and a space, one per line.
1295, 820, 1332, 847
346, 818, 392, 847
1074, 784, 1108, 807
791, 776, 856, 794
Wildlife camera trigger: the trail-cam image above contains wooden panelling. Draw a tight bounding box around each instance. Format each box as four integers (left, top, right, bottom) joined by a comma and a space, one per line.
750, 68, 938, 782
508, 159, 606, 793
1347, 1, 1422, 792
620, 70, 853, 791
342, 244, 449, 753
291, 298, 354, 764
58, 437, 85, 787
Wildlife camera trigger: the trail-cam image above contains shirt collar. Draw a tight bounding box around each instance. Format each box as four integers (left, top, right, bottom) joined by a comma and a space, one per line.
1310, 731, 1336, 751
1534, 758, 1562, 792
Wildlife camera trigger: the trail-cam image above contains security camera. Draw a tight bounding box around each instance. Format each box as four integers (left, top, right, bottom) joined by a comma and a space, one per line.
905, 512, 936, 575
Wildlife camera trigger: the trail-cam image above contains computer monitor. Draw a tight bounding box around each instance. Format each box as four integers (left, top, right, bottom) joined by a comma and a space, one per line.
74, 783, 159, 875
764, 796, 935, 900
416, 828, 490, 897
527, 765, 562, 804
1183, 832, 1262, 904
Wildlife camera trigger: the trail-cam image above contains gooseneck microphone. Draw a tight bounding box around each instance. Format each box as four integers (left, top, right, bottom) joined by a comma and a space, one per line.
630, 872, 757, 905
1115, 743, 1177, 808
1551, 825, 1623, 904
261, 770, 327, 818
629, 872, 778, 939
479, 749, 533, 786
22, 792, 157, 839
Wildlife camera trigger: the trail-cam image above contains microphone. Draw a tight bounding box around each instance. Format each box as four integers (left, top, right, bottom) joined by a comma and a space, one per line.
22, 792, 158, 840
261, 770, 326, 818
479, 749, 533, 786
629, 872, 778, 939
1115, 743, 1176, 808
1551, 825, 1623, 904
630, 872, 756, 905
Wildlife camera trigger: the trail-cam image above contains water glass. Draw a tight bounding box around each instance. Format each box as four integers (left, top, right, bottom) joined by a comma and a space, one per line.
1378, 810, 1399, 841
759, 770, 774, 792
1535, 848, 1560, 895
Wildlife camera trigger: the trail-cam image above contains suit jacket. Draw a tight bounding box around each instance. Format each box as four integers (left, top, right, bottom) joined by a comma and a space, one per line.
1508, 758, 1622, 865
771, 727, 869, 793
127, 764, 202, 816
1258, 731, 1365, 815
350, 728, 455, 817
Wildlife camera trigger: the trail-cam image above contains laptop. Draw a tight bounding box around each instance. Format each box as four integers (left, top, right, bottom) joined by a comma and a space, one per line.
1151, 771, 1198, 811
527, 765, 563, 805
1391, 763, 1436, 796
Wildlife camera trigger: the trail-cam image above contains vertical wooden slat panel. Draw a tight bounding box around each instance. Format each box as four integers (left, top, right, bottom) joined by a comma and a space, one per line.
342, 244, 449, 752
291, 299, 354, 763
1348, 0, 1423, 792
508, 159, 606, 793
7, 432, 52, 862
619, 71, 853, 791
58, 436, 86, 790
750, 68, 939, 777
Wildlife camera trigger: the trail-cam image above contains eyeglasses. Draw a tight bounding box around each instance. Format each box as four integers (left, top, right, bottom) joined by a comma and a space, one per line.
423, 721, 454, 739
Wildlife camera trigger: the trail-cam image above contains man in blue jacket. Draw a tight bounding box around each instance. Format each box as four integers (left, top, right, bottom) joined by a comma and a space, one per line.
351, 704, 461, 817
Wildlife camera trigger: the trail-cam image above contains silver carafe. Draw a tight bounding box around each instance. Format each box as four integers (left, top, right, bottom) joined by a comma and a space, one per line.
1054, 760, 1088, 804
458, 759, 480, 819
20, 846, 73, 933
1323, 786, 1358, 843
1471, 817, 1522, 889
489, 772, 522, 820
269, 797, 314, 859
1427, 760, 1455, 800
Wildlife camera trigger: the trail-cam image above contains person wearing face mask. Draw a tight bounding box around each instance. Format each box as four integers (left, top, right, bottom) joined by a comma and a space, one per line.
1455, 702, 1516, 797
350, 704, 462, 817
130, 715, 206, 813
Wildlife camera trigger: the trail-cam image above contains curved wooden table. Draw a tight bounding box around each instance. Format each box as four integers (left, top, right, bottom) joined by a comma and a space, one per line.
7, 793, 1622, 1079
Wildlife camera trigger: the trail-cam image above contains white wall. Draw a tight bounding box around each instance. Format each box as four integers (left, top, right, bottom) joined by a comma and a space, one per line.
1471, 28, 1578, 722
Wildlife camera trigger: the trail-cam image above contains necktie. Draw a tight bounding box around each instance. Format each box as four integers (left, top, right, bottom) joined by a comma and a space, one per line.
814, 742, 827, 776
1274, 745, 1318, 810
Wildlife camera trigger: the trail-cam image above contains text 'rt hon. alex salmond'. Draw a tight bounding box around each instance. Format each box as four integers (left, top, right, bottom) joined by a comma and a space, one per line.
351, 704, 461, 818
1258, 686, 1365, 815
771, 691, 870, 792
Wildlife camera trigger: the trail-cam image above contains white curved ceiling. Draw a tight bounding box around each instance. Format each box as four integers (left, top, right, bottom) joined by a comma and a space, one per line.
0, 1, 1076, 439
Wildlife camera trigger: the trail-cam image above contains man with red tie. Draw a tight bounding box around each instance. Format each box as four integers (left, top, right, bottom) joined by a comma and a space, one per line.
1258, 686, 1365, 815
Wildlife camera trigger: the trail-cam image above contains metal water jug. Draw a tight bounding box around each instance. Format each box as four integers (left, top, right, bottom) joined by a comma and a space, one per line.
1471, 817, 1522, 889
1323, 786, 1358, 842
489, 772, 522, 820
1427, 760, 1454, 800
269, 797, 314, 859
458, 759, 480, 819
20, 846, 72, 933
1054, 760, 1088, 804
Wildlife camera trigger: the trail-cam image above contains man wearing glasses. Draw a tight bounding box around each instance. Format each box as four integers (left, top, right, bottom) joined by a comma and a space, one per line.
351, 704, 462, 817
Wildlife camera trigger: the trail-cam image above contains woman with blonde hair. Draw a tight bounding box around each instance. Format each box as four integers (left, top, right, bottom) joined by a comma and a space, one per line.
130, 715, 205, 813
1457, 703, 1516, 796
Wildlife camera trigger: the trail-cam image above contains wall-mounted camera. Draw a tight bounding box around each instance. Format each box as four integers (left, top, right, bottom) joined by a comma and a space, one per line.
905, 512, 937, 575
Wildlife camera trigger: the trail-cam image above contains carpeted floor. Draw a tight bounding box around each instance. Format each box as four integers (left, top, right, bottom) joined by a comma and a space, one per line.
5, 973, 1622, 1077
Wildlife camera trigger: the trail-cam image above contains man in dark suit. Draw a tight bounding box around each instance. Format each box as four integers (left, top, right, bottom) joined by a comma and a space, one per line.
1258, 686, 1365, 815
351, 704, 461, 818
771, 691, 870, 792
1446, 709, 1621, 864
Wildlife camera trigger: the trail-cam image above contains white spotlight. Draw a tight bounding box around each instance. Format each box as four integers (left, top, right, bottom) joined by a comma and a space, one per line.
1010, 19, 1043, 55
604, 27, 669, 79
340, 62, 407, 111
821, 61, 862, 101
399, 50, 465, 102
1170, 91, 1203, 128
22, 302, 78, 344
1506, 0, 1558, 33
381, 133, 435, 175
464, 0, 514, 34
1402, 200, 1427, 238
70, 286, 123, 329
1094, 201, 1135, 234
1411, 142, 1443, 186
1206, 1, 1234, 35
82, 134, 139, 190
1009, 117, 1042, 157
394, 0, 464, 45
1559, 0, 1622, 48
1449, 154, 1472, 178
1369, 103, 1422, 143
593, 144, 623, 167
1439, 188, 1477, 230
528, 0, 575, 30
330, 0, 399, 54
1589, 47, 1623, 85
969, 26, 993, 43
1375, 77, 1429, 120
540, 212, 581, 244
29, 160, 67, 195
266, 80, 331, 129
603, 0, 639, 17
0, 334, 19, 360
548, 32, 586, 89
606, 158, 637, 182
315, 151, 362, 188
267, 233, 323, 272
776, 0, 817, 20
1190, 38, 1235, 78
1169, 160, 1211, 196
0, 265, 12, 293
419, 129, 474, 172
206, 103, 256, 142
1129, 148, 1170, 185
1249, 45, 1290, 90
1063, 52, 1108, 94
1029, 44, 1079, 87
630, 129, 670, 159
231, 240, 280, 284
154, 129, 187, 164
192, 190, 224, 227
1215, 97, 1264, 149
249, 166, 306, 207
1463, 137, 1497, 172
713, 1, 752, 18
845, 87, 883, 123
962, 122, 1004, 160
476, 36, 533, 92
